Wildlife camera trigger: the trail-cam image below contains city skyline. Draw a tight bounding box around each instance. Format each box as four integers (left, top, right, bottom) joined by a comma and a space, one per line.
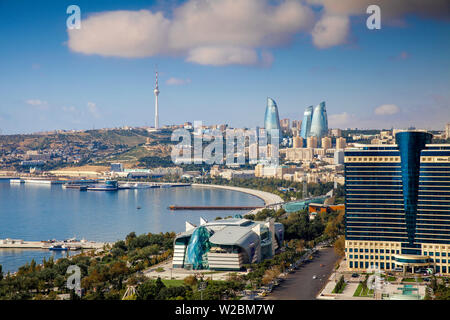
0, 0, 449, 134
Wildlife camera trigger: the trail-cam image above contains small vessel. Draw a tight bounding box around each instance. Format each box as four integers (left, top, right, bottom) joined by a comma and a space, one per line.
49, 244, 68, 251
87, 180, 118, 191
10, 179, 25, 184
63, 183, 88, 191
133, 183, 154, 189
137, 206, 142, 210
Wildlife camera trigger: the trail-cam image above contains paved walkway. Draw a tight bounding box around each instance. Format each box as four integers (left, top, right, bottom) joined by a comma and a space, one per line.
192, 184, 283, 206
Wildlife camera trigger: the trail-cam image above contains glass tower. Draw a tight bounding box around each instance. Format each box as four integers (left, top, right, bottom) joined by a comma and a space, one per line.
264, 97, 281, 137
309, 101, 328, 139
300, 106, 313, 139
344, 131, 450, 274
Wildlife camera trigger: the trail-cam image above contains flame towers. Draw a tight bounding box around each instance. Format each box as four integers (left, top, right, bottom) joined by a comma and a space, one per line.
300, 101, 328, 139
300, 106, 313, 139
264, 97, 281, 137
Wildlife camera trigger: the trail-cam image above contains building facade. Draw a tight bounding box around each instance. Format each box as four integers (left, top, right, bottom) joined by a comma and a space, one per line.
344, 131, 450, 274
264, 97, 281, 138
300, 106, 313, 139
309, 101, 328, 139
173, 217, 284, 270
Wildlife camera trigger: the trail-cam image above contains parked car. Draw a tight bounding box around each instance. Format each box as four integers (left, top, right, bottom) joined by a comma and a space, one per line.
351, 273, 359, 278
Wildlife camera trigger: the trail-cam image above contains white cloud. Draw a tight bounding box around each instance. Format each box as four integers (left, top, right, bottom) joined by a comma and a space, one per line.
374, 104, 400, 115
66, 0, 449, 64
311, 15, 350, 49
87, 102, 100, 118
67, 0, 314, 66
166, 77, 191, 85
25, 99, 46, 106
68, 10, 171, 58
62, 106, 77, 112
328, 112, 356, 127
25, 99, 49, 110
186, 46, 259, 66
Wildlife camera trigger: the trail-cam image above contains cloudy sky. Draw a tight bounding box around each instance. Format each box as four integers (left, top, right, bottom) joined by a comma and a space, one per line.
0, 0, 449, 134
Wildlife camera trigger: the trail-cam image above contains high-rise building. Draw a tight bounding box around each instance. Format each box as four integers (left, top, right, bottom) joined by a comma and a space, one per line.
344, 131, 450, 274
292, 120, 302, 131
446, 123, 450, 139
307, 136, 318, 148
322, 137, 332, 150
300, 106, 313, 139
334, 150, 344, 165
310, 101, 328, 139
280, 118, 290, 131
331, 128, 342, 137
154, 71, 160, 129
264, 97, 281, 139
336, 137, 346, 150
293, 136, 303, 148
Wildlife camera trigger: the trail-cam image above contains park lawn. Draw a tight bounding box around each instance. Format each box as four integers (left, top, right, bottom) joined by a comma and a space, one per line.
386, 276, 397, 282
353, 283, 374, 297
162, 279, 185, 287
402, 278, 423, 283
332, 282, 347, 294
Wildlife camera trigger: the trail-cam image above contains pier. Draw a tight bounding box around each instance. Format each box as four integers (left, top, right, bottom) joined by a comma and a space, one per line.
0, 238, 107, 251
169, 205, 263, 210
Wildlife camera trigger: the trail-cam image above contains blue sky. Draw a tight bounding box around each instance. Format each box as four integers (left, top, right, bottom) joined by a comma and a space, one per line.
0, 0, 449, 134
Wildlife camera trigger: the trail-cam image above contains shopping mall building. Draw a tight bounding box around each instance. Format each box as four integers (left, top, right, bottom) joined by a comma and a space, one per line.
172, 216, 284, 271
344, 131, 450, 274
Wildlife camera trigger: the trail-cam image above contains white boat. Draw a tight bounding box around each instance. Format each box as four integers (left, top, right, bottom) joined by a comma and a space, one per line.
10, 179, 24, 184
134, 183, 154, 189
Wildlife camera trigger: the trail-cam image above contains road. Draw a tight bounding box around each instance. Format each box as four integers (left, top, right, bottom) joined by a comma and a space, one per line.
265, 247, 339, 300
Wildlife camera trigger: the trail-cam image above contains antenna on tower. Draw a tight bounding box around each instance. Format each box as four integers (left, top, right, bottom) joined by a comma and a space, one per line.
154, 64, 160, 130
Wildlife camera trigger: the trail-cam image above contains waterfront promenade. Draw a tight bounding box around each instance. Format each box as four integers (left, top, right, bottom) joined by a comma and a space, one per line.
191, 184, 283, 206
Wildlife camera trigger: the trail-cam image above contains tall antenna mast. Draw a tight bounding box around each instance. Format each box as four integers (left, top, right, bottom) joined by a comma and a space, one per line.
154, 66, 160, 130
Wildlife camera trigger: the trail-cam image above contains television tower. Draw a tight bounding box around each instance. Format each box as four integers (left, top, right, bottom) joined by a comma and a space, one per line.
154, 70, 160, 129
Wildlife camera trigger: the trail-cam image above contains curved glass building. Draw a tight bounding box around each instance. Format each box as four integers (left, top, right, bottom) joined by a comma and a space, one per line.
264, 97, 281, 137
300, 106, 313, 139
309, 101, 328, 139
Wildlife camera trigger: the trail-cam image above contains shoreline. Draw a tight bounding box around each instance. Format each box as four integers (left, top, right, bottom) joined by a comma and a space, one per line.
191, 183, 283, 206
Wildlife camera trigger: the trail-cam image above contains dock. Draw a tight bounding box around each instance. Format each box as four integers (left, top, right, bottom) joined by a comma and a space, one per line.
169, 205, 264, 210
0, 238, 107, 250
